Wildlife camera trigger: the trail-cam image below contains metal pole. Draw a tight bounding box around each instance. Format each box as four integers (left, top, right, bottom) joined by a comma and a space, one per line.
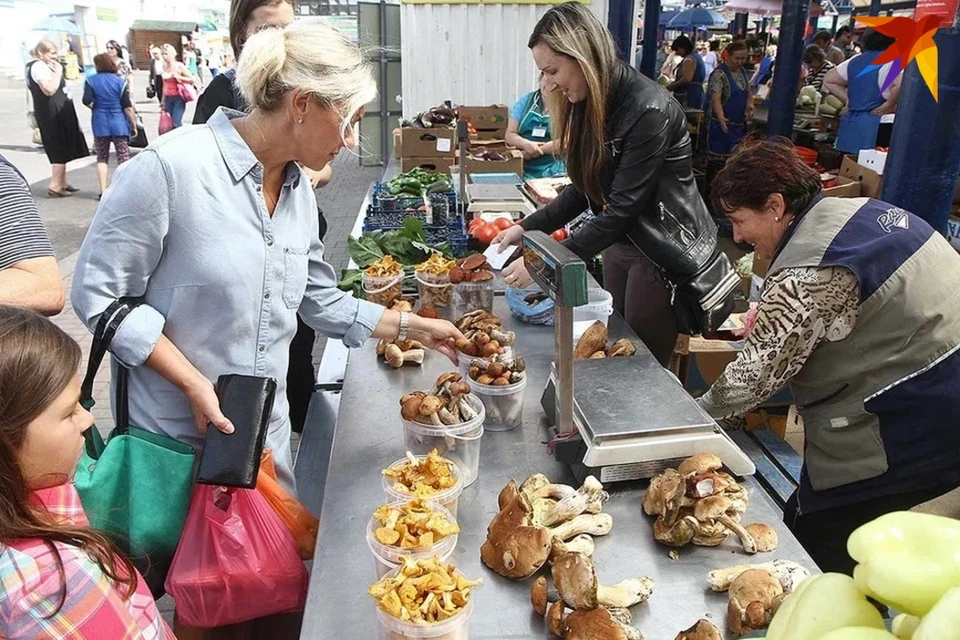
767, 0, 810, 136
735, 12, 749, 36
869, 0, 882, 16
640, 0, 662, 78
832, 14, 839, 32
880, 14, 960, 234
379, 0, 389, 166
608, 0, 637, 61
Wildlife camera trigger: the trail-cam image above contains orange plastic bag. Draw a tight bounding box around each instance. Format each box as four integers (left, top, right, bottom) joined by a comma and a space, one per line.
258, 450, 319, 560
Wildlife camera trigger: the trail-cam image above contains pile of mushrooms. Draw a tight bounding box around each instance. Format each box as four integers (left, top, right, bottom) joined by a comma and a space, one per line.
643, 453, 777, 554
454, 310, 516, 358
399, 372, 480, 426
574, 322, 637, 360
705, 559, 811, 636
481, 474, 612, 580
448, 254, 494, 284
532, 553, 653, 639
465, 353, 526, 386
377, 339, 426, 369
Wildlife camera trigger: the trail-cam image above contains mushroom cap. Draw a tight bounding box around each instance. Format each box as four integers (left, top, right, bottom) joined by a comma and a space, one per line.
384, 343, 404, 367
564, 607, 630, 640
480, 492, 552, 579
729, 569, 783, 606
643, 468, 685, 516
606, 338, 637, 358
531, 576, 549, 616
450, 381, 472, 397
435, 372, 462, 388
675, 619, 722, 640
376, 339, 390, 356
678, 453, 723, 477
589, 350, 607, 359
653, 514, 699, 547
400, 395, 423, 421
546, 599, 566, 637
519, 473, 551, 497
552, 552, 598, 610
419, 395, 444, 416
497, 479, 520, 511
493, 376, 511, 386
744, 523, 779, 552
694, 495, 735, 521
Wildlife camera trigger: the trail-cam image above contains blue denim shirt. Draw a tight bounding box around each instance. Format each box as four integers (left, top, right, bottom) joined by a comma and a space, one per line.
71, 108, 384, 487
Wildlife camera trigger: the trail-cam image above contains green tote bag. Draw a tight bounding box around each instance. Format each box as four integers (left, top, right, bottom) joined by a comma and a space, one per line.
74, 299, 196, 598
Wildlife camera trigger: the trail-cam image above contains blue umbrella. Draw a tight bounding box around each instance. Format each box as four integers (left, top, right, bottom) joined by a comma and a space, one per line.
667, 7, 726, 28
32, 16, 81, 36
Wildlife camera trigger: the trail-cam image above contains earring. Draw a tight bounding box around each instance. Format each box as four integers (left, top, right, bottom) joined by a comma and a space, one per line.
297, 118, 303, 124
775, 217, 780, 222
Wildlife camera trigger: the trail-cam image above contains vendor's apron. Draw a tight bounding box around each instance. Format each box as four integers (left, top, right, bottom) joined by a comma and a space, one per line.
835, 51, 884, 154
675, 53, 706, 109
518, 91, 565, 179
708, 65, 749, 156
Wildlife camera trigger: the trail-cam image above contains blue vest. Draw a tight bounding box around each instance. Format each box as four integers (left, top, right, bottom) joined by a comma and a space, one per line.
85, 73, 130, 138
835, 51, 885, 154
676, 53, 706, 109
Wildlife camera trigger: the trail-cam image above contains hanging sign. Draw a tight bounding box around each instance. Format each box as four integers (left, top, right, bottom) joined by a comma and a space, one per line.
914, 0, 959, 22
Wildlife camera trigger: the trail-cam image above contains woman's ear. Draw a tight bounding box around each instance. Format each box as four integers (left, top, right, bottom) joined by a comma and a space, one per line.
290, 89, 311, 123
765, 193, 787, 217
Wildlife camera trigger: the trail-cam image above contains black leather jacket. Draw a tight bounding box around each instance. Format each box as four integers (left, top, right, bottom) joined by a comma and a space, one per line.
521, 63, 737, 334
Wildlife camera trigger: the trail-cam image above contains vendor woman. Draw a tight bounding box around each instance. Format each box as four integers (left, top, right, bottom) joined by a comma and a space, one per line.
505, 74, 566, 179
705, 41, 753, 157
665, 35, 706, 109
494, 2, 737, 366
700, 138, 960, 574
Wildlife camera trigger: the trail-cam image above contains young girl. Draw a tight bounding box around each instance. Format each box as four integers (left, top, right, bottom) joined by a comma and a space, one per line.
0, 305, 173, 639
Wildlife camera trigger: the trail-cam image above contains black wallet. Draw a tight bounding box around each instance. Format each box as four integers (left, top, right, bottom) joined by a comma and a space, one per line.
196, 374, 277, 488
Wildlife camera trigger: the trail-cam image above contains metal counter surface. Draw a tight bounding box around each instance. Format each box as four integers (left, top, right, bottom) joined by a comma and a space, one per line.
301, 301, 816, 640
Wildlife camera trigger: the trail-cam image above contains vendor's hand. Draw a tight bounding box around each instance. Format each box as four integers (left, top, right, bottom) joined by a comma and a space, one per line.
408, 317, 464, 365
719, 117, 730, 133
503, 258, 534, 289
184, 376, 234, 436
746, 107, 754, 121
520, 141, 543, 161
493, 224, 525, 252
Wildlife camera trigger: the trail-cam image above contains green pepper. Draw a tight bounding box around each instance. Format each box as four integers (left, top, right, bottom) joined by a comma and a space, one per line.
765, 573, 885, 640
912, 586, 960, 640
847, 511, 960, 617
819, 629, 897, 640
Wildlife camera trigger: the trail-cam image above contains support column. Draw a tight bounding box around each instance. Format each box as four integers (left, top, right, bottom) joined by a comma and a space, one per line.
767, 0, 810, 136
640, 0, 661, 78
832, 14, 839, 32
608, 0, 637, 62
880, 18, 960, 234
869, 0, 882, 16
734, 12, 749, 36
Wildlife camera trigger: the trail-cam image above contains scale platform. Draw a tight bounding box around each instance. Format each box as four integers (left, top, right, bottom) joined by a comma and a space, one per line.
542, 356, 755, 483
465, 184, 537, 215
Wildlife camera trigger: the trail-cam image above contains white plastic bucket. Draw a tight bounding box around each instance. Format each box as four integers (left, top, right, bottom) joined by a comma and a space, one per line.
375, 571, 475, 639
382, 455, 464, 518
365, 501, 458, 578
400, 396, 484, 488
572, 287, 613, 342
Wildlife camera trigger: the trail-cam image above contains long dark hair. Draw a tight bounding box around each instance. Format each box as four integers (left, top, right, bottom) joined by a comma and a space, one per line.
106, 39, 125, 60
528, 2, 617, 205
0, 306, 137, 614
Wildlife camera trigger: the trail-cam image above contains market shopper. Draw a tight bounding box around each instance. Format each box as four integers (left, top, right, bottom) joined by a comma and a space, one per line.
105, 39, 132, 88
194, 0, 332, 434
71, 22, 465, 493
702, 40, 719, 78
494, 2, 737, 366
750, 46, 775, 90
814, 30, 846, 66
148, 46, 164, 105
82, 53, 137, 198
25, 40, 89, 197
0, 306, 173, 639
700, 138, 960, 574
160, 43, 194, 129
824, 29, 900, 153
505, 74, 566, 179
705, 41, 753, 157
665, 35, 706, 109
801, 44, 835, 94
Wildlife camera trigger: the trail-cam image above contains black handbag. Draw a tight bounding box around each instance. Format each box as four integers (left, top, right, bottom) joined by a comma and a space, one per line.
146, 83, 156, 99
130, 113, 148, 148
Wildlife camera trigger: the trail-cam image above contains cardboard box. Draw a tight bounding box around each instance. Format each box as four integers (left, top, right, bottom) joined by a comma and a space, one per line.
821, 176, 862, 198
400, 127, 457, 157
452, 149, 524, 179
393, 129, 401, 158
840, 155, 883, 199
459, 105, 508, 140
857, 149, 888, 175
948, 215, 960, 251
400, 156, 452, 173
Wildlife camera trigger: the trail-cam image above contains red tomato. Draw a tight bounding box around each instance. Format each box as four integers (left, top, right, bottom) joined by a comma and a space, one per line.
551, 228, 569, 241
475, 225, 499, 244
468, 218, 486, 233
493, 218, 515, 231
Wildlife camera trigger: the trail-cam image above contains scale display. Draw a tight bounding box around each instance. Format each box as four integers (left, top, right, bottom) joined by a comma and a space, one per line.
522, 232, 587, 308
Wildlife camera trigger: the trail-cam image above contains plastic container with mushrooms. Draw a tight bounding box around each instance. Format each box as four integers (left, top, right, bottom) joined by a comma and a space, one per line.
365, 499, 460, 578
382, 451, 465, 518
449, 255, 495, 317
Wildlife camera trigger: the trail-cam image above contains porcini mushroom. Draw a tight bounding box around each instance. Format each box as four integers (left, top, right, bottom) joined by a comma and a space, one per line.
606, 338, 637, 358
727, 569, 783, 635
541, 476, 609, 527
547, 600, 567, 637
376, 339, 390, 356
693, 495, 756, 554
552, 552, 654, 610
589, 351, 607, 359
564, 607, 644, 640
677, 453, 723, 477
384, 343, 425, 369
547, 513, 613, 541
574, 322, 609, 359
400, 394, 424, 421
706, 559, 810, 593
480, 490, 553, 579
744, 524, 778, 552
531, 576, 560, 617
550, 534, 595, 562
643, 468, 687, 524
675, 619, 722, 640
418, 395, 445, 427
653, 513, 700, 547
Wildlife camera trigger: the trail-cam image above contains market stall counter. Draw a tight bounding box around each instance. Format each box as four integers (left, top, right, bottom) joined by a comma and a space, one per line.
300, 300, 818, 639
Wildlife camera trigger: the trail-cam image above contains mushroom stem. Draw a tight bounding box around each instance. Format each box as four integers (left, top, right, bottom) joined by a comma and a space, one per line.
489, 328, 516, 345
437, 407, 459, 425
540, 476, 608, 527
531, 483, 578, 502
718, 515, 758, 554
547, 513, 613, 541
549, 534, 595, 563
597, 577, 655, 608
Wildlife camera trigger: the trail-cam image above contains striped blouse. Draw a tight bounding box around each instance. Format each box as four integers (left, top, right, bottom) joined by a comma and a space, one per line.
0, 155, 54, 269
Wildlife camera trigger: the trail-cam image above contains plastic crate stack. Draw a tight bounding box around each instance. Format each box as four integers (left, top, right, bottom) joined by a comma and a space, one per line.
363, 183, 469, 257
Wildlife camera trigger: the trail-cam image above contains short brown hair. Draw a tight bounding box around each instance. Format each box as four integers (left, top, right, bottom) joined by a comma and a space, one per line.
229, 0, 295, 58
93, 53, 117, 74
711, 137, 822, 217
725, 41, 747, 56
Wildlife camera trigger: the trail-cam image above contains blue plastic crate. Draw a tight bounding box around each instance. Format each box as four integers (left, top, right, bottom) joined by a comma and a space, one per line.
373, 182, 458, 211
361, 208, 469, 255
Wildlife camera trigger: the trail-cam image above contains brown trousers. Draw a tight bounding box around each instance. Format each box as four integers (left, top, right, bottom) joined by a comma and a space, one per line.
602, 242, 678, 367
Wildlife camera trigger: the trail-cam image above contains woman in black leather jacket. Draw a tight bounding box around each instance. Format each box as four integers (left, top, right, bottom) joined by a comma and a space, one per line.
495, 1, 737, 365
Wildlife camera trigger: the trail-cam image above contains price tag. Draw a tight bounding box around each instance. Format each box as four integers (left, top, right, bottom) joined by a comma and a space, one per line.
531, 127, 547, 139
483, 242, 514, 270
436, 137, 452, 153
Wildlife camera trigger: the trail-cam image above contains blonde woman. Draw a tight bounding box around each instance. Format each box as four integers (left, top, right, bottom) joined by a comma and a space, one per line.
71, 23, 463, 500
159, 43, 194, 128
494, 1, 736, 364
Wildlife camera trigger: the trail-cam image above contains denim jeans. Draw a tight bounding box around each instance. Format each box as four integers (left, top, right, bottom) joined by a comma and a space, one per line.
163, 95, 186, 128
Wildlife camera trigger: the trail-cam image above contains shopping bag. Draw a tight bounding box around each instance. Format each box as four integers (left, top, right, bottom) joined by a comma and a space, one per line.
130, 114, 148, 148
159, 109, 174, 135
165, 484, 309, 628
178, 80, 198, 103
74, 299, 196, 598
257, 449, 318, 560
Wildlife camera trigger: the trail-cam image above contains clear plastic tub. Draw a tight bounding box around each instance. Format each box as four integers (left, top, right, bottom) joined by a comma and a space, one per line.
382, 456, 464, 518
365, 501, 459, 578
364, 272, 404, 307
469, 375, 527, 432
401, 395, 484, 488
454, 280, 494, 318
416, 271, 454, 319
573, 287, 613, 341
375, 572, 475, 640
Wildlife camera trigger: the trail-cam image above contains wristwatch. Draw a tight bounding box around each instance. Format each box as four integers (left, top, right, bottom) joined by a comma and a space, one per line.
397, 311, 410, 342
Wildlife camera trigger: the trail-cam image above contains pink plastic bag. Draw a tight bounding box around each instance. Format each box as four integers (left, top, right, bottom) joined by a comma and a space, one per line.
165, 485, 308, 628
178, 81, 198, 103
159, 109, 174, 135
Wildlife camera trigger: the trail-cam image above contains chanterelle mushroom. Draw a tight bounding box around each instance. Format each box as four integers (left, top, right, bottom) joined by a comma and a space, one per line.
727, 568, 783, 636
564, 607, 644, 640
552, 552, 654, 610
480, 489, 552, 579
675, 619, 722, 640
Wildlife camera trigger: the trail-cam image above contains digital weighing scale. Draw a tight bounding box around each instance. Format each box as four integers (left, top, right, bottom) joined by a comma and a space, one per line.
523, 231, 756, 483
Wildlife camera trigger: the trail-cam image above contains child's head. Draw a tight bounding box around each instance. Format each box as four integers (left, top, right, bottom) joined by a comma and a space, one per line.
0, 305, 90, 491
